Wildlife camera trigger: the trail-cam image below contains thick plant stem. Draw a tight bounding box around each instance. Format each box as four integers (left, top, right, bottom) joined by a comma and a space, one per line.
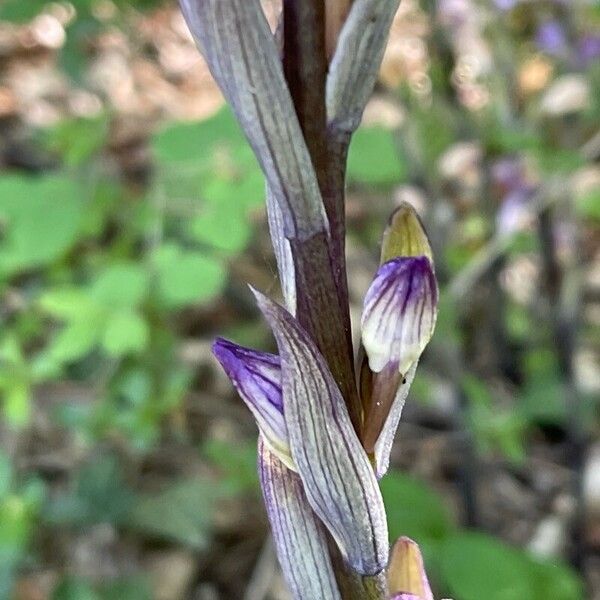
281, 4, 382, 597
329, 536, 389, 600
283, 0, 329, 195
282, 0, 360, 430
291, 233, 362, 431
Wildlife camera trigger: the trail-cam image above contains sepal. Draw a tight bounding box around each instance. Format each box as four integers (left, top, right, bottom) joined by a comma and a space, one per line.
212, 338, 293, 469
253, 288, 389, 575
259, 439, 341, 600
327, 0, 400, 132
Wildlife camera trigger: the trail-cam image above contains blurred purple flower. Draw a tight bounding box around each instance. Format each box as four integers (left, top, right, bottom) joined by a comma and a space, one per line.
437, 0, 470, 27
492, 157, 524, 191
493, 0, 519, 11
535, 21, 568, 56
577, 34, 600, 67
493, 157, 536, 236
496, 189, 534, 236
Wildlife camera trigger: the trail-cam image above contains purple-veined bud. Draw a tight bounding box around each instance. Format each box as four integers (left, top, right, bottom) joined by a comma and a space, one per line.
361, 256, 437, 376
259, 438, 341, 600
212, 338, 293, 469
253, 288, 389, 576
359, 204, 438, 474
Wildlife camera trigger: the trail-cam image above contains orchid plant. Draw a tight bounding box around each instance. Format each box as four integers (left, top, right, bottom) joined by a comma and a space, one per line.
179, 1, 442, 598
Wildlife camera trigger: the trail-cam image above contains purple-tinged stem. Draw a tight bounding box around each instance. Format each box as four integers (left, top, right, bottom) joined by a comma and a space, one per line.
282, 1, 360, 430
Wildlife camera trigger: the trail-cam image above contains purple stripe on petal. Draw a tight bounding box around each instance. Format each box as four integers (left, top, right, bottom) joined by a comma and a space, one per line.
259, 438, 341, 600
212, 338, 292, 467
361, 256, 438, 376
252, 289, 389, 576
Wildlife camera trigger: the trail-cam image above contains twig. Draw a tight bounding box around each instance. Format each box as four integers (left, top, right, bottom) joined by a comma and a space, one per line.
244, 537, 278, 600
537, 204, 586, 569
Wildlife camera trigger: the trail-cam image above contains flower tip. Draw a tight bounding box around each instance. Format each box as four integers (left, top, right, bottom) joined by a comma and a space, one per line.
248, 285, 278, 318
211, 337, 236, 374
381, 203, 433, 265
388, 537, 434, 600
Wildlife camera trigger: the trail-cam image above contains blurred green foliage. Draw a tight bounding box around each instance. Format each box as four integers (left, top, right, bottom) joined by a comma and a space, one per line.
1, 0, 599, 596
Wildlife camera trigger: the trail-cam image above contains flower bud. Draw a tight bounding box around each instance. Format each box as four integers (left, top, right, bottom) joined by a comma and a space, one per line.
361, 255, 437, 376
388, 538, 435, 600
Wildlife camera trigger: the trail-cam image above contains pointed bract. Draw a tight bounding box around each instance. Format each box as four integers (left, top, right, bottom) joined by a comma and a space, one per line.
361, 256, 438, 376
266, 188, 296, 315
212, 338, 293, 469
253, 288, 389, 576
388, 537, 434, 600
259, 439, 342, 600
327, 0, 400, 132
178, 0, 328, 241
372, 362, 417, 478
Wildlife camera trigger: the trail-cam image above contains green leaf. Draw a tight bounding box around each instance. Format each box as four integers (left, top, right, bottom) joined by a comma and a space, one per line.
129, 479, 216, 548
91, 263, 149, 308
153, 107, 262, 254
101, 578, 152, 600
347, 127, 406, 187
530, 557, 584, 600
533, 148, 585, 175
42, 115, 109, 167
154, 244, 226, 309
520, 350, 565, 423
39, 288, 98, 321
463, 374, 526, 462
440, 532, 536, 600
102, 311, 149, 357
0, 0, 45, 22
0, 452, 13, 498
380, 471, 454, 543
48, 320, 103, 362
189, 198, 252, 253
0, 175, 83, 277
52, 578, 101, 600
203, 439, 259, 495
152, 107, 249, 166
575, 189, 600, 221
46, 456, 134, 526
3, 380, 30, 427
59, 17, 103, 83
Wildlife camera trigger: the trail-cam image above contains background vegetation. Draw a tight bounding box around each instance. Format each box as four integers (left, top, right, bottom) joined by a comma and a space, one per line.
0, 0, 599, 598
